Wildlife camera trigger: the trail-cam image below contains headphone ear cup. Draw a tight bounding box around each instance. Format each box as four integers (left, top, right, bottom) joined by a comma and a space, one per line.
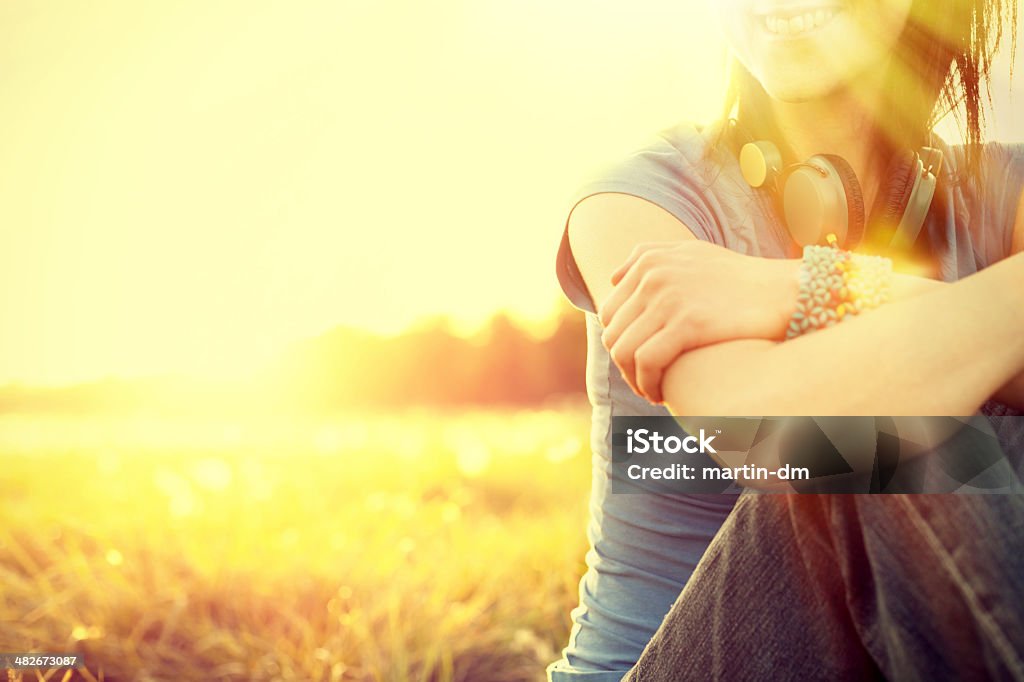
866, 149, 918, 248
740, 141, 784, 188
818, 154, 865, 249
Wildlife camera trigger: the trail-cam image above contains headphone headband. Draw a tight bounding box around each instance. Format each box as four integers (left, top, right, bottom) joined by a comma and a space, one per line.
890, 147, 943, 251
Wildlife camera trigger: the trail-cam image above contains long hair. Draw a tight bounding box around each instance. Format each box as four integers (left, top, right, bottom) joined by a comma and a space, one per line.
722, 0, 1018, 182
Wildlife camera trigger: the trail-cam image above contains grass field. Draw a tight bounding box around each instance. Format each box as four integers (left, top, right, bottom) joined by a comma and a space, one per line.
0, 407, 593, 681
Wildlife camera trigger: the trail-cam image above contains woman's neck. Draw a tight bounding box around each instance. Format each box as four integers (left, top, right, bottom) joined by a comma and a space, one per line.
769, 86, 890, 213
765, 62, 892, 214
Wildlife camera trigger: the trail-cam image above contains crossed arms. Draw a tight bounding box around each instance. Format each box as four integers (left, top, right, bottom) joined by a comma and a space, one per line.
567, 190, 1024, 418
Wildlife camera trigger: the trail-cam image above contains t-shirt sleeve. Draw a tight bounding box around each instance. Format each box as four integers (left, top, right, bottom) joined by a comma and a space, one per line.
980, 142, 1024, 264
554, 132, 717, 314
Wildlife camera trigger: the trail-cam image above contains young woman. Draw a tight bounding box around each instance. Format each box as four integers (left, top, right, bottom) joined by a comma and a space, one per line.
548, 0, 1024, 679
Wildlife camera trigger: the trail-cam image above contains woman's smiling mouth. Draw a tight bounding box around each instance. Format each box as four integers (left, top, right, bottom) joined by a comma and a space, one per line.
755, 4, 844, 37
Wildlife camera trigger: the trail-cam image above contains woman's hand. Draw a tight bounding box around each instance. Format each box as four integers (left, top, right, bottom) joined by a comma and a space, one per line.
598, 241, 798, 403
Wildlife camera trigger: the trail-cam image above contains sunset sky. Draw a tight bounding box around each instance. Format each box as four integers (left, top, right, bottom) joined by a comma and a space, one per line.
1, 1, 1021, 386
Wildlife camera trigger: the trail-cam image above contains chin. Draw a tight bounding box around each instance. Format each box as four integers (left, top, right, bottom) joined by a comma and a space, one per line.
756, 69, 844, 103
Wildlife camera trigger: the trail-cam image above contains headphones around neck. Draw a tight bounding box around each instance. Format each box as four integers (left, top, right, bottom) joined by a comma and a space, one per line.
738, 137, 944, 252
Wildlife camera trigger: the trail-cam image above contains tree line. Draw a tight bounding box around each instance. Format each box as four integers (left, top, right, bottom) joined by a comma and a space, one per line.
0, 305, 590, 414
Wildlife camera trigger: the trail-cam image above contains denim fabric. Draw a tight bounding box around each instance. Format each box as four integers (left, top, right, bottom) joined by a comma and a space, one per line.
624, 493, 1024, 681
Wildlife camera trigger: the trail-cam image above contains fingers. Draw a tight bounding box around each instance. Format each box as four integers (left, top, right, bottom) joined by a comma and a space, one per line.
634, 321, 691, 404
600, 240, 710, 402
610, 239, 709, 287
599, 265, 643, 328
600, 292, 647, 353
610, 242, 663, 285
599, 250, 665, 327
606, 308, 667, 397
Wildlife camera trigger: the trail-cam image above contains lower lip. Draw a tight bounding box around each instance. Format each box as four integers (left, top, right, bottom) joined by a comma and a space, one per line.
757, 9, 843, 40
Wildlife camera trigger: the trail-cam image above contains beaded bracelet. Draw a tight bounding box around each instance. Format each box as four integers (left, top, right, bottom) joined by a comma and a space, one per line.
786, 241, 892, 340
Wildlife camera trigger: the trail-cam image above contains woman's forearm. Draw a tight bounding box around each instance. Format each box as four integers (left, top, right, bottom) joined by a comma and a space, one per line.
762, 259, 991, 334
746, 257, 1024, 409
876, 270, 1024, 408
663, 251, 1024, 417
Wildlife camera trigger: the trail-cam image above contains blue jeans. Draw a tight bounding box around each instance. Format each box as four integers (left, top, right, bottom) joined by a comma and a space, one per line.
624, 492, 1024, 680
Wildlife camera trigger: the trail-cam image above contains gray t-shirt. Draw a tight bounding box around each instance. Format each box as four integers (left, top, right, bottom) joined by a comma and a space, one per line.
548, 119, 1024, 681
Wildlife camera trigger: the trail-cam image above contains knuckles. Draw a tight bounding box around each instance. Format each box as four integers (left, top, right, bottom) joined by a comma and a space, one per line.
634, 344, 658, 371
635, 344, 668, 403
610, 343, 633, 369
638, 266, 669, 291
630, 242, 661, 261
684, 308, 708, 335
635, 250, 660, 269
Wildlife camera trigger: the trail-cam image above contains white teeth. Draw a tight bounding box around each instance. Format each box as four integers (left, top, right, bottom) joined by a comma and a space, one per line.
763, 8, 837, 36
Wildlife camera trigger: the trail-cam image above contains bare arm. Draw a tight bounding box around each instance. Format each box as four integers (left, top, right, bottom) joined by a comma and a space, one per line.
660, 253, 1024, 416
569, 190, 1024, 416
995, 181, 1024, 404
669, 181, 1024, 413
